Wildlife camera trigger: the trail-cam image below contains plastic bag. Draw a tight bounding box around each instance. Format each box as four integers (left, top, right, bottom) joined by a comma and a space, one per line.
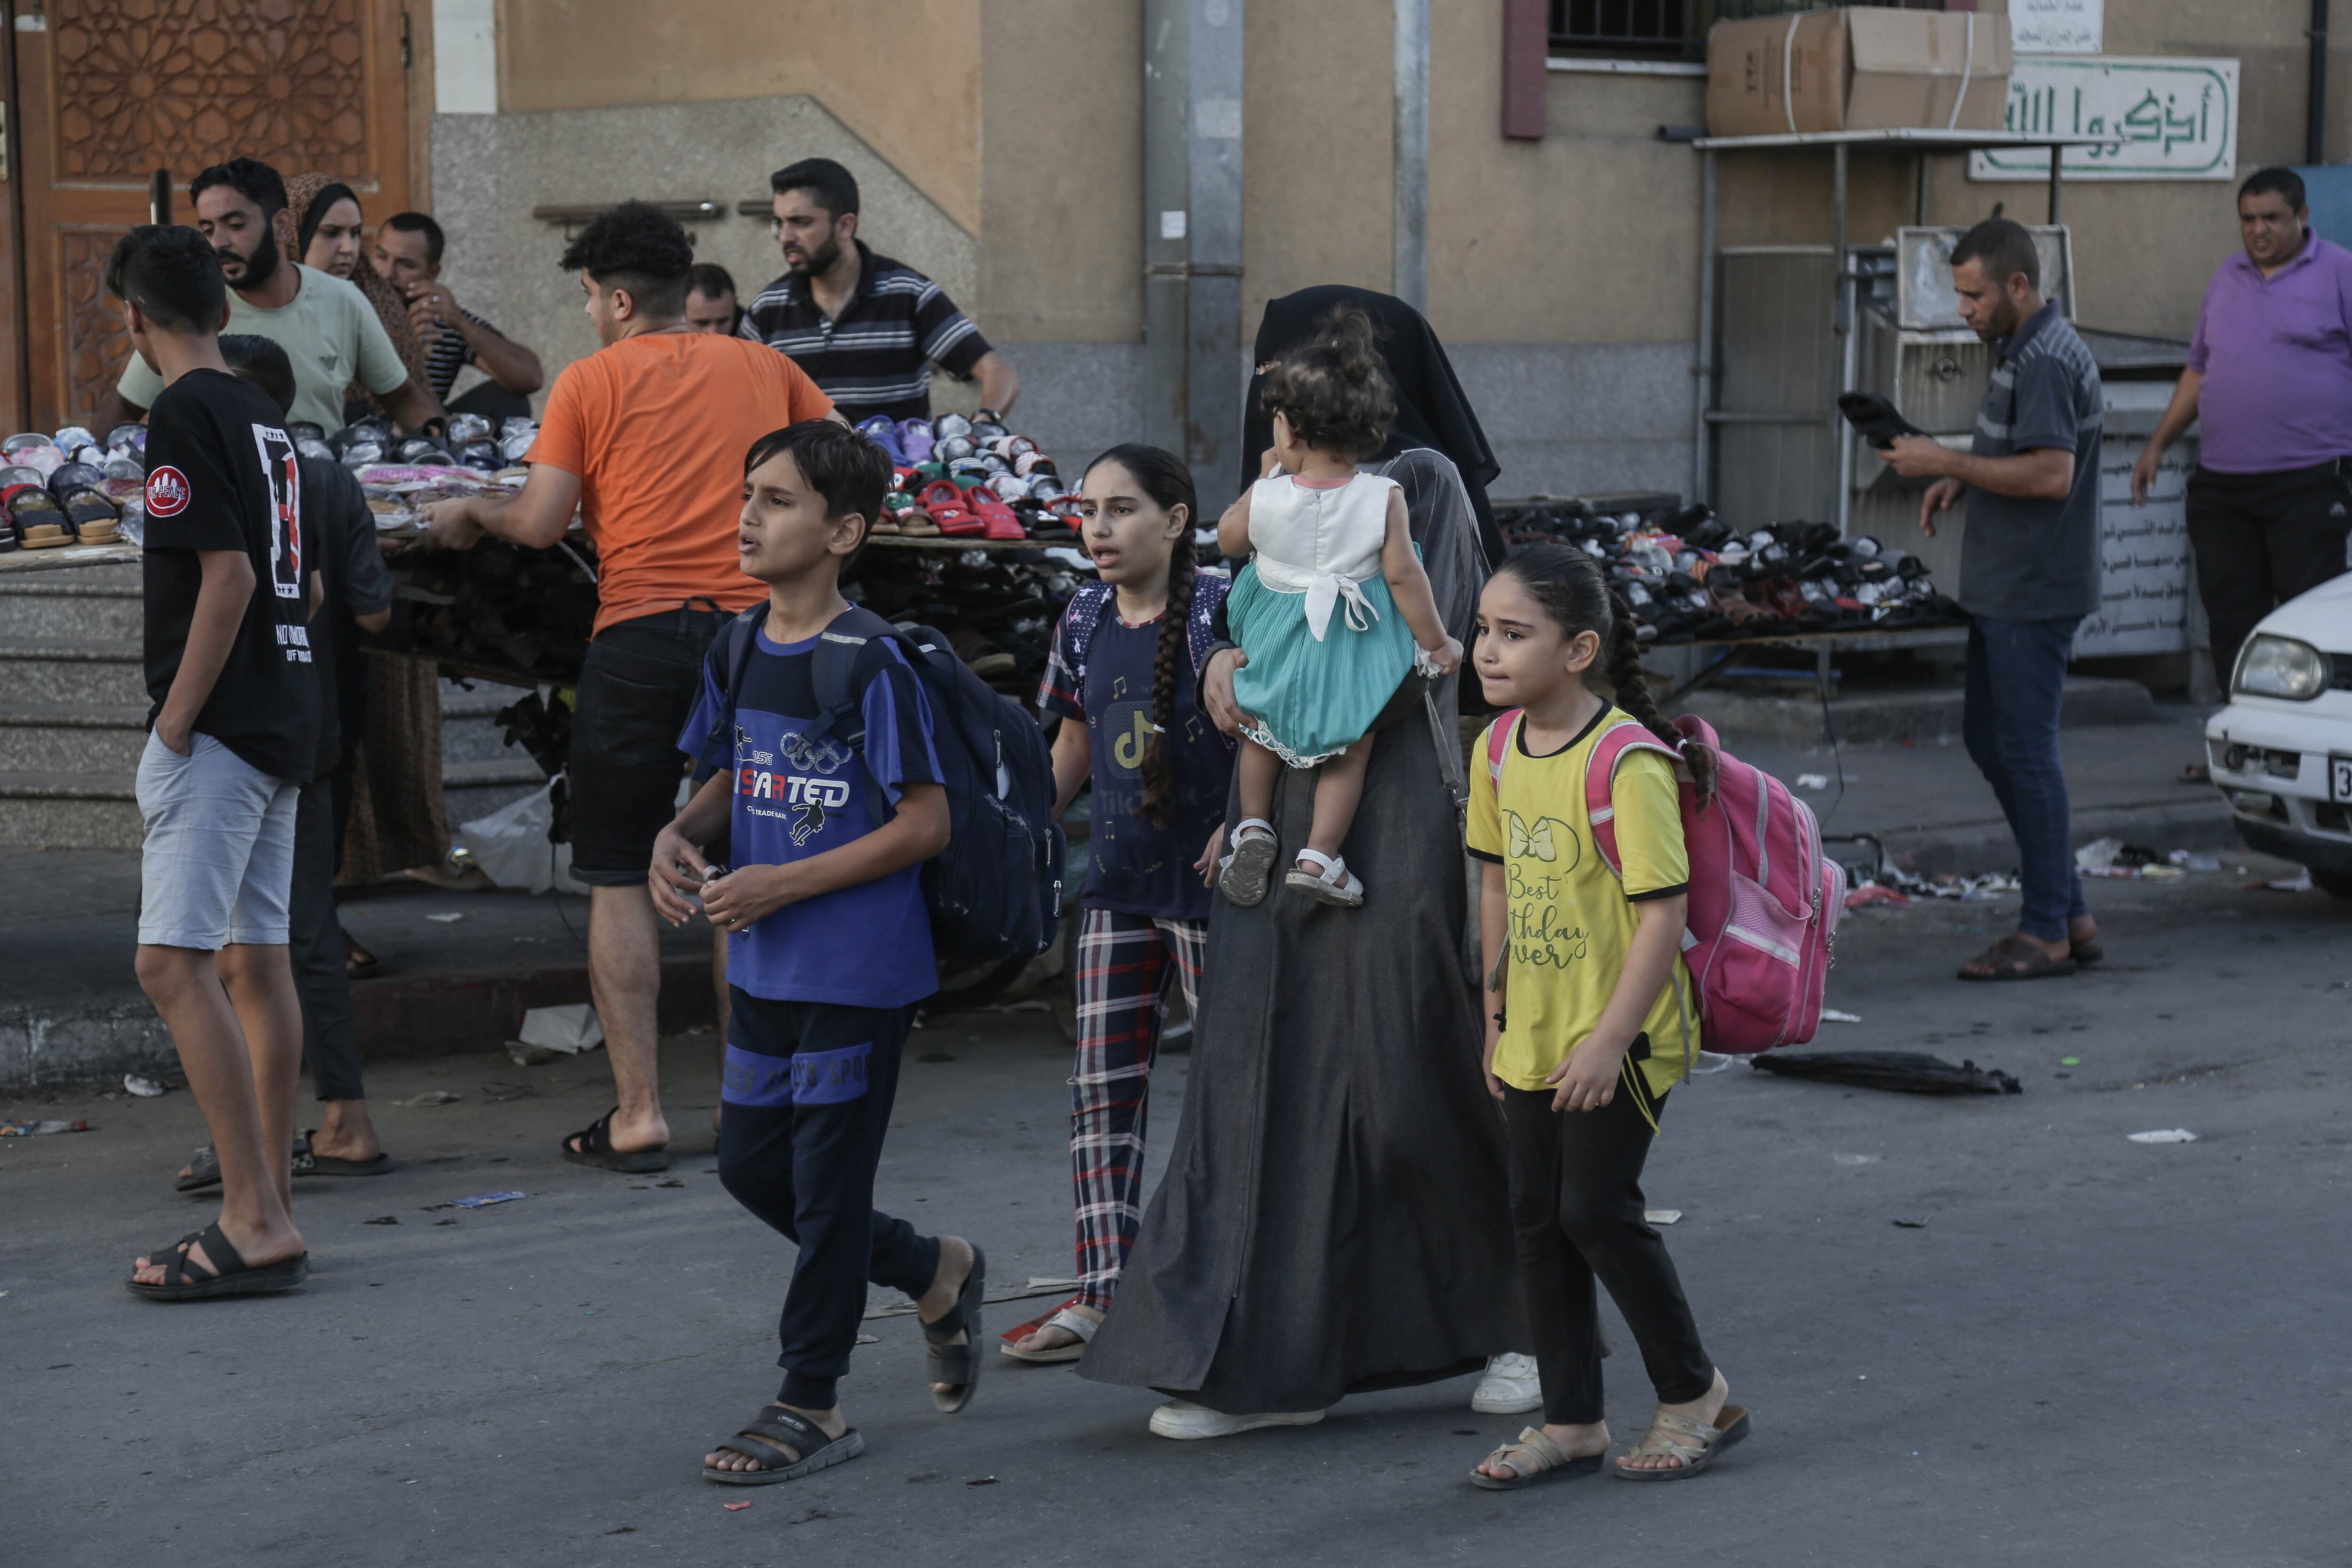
456, 778, 587, 895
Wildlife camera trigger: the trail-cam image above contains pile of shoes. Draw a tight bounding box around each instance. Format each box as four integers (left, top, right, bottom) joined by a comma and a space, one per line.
1495, 499, 1962, 643
846, 544, 1095, 700
855, 413, 1082, 543
394, 534, 600, 685
343, 411, 536, 532
0, 424, 144, 553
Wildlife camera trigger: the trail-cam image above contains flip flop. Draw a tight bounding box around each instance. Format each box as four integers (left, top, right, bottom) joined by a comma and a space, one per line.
922, 1243, 987, 1412
702, 1405, 865, 1485
1612, 1405, 1750, 1481
1469, 1427, 1606, 1491
561, 1107, 670, 1173
127, 1219, 309, 1301
294, 1132, 393, 1178
999, 1298, 1097, 1363
1956, 933, 2076, 982
176, 1133, 312, 1193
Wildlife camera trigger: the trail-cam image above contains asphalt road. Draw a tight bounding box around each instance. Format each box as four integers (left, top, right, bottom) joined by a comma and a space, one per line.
5, 852, 2348, 1567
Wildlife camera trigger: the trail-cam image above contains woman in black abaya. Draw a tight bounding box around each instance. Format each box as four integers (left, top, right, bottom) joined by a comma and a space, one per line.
1080, 290, 1520, 1435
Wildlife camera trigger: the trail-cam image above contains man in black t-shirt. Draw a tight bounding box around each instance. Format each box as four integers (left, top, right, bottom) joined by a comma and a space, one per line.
112, 226, 324, 1300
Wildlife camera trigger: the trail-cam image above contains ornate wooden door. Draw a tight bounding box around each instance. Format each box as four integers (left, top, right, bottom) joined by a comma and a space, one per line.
6, 0, 413, 431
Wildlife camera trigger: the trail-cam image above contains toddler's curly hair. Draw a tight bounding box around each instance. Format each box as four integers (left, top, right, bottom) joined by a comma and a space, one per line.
1258, 308, 1396, 460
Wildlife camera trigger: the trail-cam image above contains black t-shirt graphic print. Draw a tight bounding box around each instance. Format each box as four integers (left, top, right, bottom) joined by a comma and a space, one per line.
140, 368, 322, 783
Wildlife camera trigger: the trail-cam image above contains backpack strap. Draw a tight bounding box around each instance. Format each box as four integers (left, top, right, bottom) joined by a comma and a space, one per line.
1484, 708, 1524, 792
1057, 581, 1115, 693
807, 605, 907, 824
1186, 571, 1232, 681
700, 605, 770, 765
1581, 717, 1685, 881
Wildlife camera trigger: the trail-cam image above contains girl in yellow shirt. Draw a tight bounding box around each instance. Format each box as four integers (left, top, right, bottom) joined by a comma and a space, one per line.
1463, 544, 1751, 1492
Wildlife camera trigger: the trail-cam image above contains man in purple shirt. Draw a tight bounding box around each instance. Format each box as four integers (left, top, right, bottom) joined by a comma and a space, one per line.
2134, 167, 2352, 695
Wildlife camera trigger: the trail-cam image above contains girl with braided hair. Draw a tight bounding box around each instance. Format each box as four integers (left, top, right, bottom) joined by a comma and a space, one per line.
1463, 543, 1745, 1491
1214, 309, 1463, 910
1005, 445, 1235, 1363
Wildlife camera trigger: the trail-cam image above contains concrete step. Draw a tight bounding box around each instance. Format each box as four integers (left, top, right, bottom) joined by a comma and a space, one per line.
0, 771, 143, 848
0, 638, 148, 706
1678, 676, 2156, 747
0, 702, 148, 772
0, 578, 145, 641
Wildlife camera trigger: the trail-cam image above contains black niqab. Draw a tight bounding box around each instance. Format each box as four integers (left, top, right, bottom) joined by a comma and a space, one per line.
1243, 285, 1504, 567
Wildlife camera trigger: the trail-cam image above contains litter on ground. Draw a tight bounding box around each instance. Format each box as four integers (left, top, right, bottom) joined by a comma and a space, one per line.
1645, 1209, 1682, 1225
122, 1073, 167, 1098
519, 1003, 604, 1054
425, 912, 466, 923
1843, 882, 1911, 908
1795, 773, 1831, 790
453, 1190, 527, 1208
1754, 1051, 2022, 1096
0, 1119, 89, 1136
2262, 871, 2313, 892
2127, 1129, 2199, 1144
1821, 1009, 1862, 1023
393, 1090, 461, 1107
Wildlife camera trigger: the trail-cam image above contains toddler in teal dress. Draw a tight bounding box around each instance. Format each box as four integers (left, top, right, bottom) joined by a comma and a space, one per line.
1214, 310, 1462, 909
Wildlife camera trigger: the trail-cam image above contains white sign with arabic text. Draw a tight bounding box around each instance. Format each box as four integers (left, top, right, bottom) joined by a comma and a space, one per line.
1970, 56, 2239, 183
2008, 0, 2102, 54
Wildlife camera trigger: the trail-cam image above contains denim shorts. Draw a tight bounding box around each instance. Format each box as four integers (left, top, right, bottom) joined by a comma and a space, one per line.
135, 731, 300, 948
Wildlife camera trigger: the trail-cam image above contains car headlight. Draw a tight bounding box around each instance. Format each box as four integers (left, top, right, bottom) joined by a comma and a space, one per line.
2234, 634, 2328, 700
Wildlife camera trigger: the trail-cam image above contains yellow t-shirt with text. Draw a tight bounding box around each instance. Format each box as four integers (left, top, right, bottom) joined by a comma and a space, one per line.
1468, 706, 1695, 1117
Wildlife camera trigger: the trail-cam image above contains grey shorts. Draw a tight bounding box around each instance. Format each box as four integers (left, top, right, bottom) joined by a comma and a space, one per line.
136, 731, 300, 948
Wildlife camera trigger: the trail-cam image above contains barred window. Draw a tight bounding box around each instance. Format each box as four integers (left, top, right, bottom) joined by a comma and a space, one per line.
1548, 0, 1950, 62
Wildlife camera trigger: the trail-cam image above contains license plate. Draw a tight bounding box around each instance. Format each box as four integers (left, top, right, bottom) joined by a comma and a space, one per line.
2333, 755, 2352, 804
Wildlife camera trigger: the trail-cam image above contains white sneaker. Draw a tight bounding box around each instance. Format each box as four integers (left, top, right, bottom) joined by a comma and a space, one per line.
1471, 1352, 1543, 1416
1148, 1399, 1328, 1441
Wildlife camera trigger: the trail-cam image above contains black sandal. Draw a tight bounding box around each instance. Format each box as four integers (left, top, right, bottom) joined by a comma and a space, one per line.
1956, 933, 2077, 982
922, 1242, 987, 1413
127, 1220, 309, 1300
175, 1133, 311, 1193
561, 1108, 669, 1173
701, 1405, 864, 1485
294, 1131, 392, 1178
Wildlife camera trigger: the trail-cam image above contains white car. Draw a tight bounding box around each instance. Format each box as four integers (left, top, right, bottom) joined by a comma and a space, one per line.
2206, 571, 2352, 899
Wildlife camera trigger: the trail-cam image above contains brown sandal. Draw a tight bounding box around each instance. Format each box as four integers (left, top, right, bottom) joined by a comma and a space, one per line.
1957, 932, 2077, 982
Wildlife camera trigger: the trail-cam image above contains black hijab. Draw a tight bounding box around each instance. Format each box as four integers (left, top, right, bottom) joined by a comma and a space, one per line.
1243, 285, 1504, 567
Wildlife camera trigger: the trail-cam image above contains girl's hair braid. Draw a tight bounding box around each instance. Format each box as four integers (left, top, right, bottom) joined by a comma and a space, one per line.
1494, 543, 1719, 806
1081, 444, 1200, 828
1258, 307, 1397, 459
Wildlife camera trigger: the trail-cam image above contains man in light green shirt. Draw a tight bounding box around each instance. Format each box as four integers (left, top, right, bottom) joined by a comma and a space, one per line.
95, 158, 442, 435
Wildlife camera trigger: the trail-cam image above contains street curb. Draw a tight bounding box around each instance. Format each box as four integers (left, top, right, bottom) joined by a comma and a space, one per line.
0, 953, 719, 1090
1822, 797, 2238, 879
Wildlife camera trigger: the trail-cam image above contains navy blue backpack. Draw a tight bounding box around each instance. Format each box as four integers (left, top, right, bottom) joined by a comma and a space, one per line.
707, 605, 1065, 965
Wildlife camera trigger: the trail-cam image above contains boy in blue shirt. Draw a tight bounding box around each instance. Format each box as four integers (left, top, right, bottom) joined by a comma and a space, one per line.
650, 420, 986, 1483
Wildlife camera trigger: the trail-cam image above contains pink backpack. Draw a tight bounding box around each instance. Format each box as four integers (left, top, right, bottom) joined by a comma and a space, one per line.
1485, 709, 1843, 1060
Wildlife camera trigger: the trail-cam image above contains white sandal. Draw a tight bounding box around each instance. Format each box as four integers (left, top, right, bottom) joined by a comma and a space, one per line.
1286, 848, 1365, 908
999, 1302, 1098, 1364
1219, 818, 1279, 907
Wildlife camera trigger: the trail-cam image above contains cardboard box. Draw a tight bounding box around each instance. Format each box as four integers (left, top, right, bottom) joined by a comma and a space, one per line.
1708, 8, 2011, 139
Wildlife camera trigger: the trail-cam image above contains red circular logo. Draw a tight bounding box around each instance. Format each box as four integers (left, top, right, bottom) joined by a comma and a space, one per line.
144, 465, 191, 517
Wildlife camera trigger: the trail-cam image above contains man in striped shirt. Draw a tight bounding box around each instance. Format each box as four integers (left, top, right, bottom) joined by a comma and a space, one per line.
739, 158, 1019, 423
372, 211, 545, 417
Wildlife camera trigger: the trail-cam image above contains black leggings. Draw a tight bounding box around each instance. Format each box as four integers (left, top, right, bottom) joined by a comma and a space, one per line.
1502, 1069, 1714, 1426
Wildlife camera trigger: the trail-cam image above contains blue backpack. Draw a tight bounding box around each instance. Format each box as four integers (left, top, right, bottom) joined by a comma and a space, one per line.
706, 604, 1065, 965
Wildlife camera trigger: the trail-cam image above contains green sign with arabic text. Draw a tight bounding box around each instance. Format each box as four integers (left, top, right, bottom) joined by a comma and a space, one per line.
1969, 56, 2239, 182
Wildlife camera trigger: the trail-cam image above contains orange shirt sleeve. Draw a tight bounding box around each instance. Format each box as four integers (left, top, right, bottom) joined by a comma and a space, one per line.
526, 358, 593, 475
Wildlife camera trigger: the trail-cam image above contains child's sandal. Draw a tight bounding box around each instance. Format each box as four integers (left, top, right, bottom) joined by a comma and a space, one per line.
1218, 818, 1279, 908
1287, 849, 1364, 908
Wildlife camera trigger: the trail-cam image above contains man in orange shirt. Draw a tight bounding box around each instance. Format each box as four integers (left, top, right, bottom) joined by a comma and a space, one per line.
425, 201, 837, 1170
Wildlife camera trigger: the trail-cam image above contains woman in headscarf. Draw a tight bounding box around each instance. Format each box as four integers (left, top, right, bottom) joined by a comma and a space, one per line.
1080, 293, 1526, 1436
287, 172, 434, 414
1243, 286, 1505, 570
284, 174, 452, 913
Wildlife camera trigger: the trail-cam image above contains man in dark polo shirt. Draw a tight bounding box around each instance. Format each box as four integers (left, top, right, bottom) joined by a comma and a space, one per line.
1888, 218, 2105, 982
2132, 167, 2352, 692
739, 157, 1020, 424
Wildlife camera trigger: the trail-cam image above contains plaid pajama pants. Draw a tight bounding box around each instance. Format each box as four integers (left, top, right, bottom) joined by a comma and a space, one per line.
1071, 907, 1207, 1312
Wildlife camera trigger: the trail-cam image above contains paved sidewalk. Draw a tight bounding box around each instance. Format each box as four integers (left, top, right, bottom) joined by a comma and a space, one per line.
2, 706, 2236, 1086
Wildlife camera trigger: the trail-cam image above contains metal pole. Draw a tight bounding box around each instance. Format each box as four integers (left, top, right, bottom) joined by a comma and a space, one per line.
1693, 147, 1716, 508
1915, 151, 1929, 227
1142, 0, 1191, 461
2311, 0, 2331, 166
1392, 0, 1430, 314
1829, 141, 1848, 527
2049, 142, 2063, 224
1185, 0, 1245, 515
150, 169, 173, 226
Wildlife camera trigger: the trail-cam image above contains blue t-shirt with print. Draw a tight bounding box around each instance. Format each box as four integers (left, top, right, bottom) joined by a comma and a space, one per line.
679, 625, 943, 1008
1039, 606, 1232, 921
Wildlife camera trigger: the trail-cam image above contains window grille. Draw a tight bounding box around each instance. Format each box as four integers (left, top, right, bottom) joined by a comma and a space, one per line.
1548, 0, 1949, 61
